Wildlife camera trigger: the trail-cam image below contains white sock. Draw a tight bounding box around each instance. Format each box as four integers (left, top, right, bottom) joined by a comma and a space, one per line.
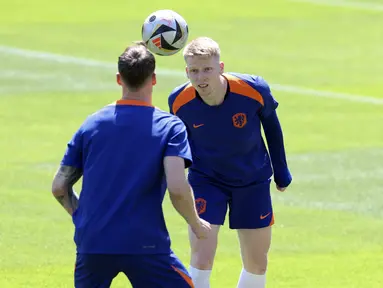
189, 266, 212, 288
237, 268, 266, 288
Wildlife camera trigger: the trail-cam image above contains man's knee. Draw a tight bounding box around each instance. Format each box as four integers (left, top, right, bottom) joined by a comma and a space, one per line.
244, 260, 268, 275
189, 225, 220, 269
190, 250, 216, 269
241, 249, 269, 275
190, 238, 218, 269
237, 227, 272, 275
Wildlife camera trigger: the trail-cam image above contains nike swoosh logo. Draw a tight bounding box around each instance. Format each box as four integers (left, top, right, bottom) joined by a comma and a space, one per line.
193, 124, 204, 128
260, 212, 271, 220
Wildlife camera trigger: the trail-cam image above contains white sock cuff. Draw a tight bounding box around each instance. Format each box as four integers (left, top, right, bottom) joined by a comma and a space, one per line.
189, 265, 212, 275
237, 268, 266, 288
189, 266, 212, 288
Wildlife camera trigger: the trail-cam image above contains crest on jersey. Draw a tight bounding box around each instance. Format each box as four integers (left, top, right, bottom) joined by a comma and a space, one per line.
195, 198, 207, 215
232, 113, 247, 128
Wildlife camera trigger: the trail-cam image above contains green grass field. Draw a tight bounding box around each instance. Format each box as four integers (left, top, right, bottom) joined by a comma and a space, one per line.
1, 0, 383, 287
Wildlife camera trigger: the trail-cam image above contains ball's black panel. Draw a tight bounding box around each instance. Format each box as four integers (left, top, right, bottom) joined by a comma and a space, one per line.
172, 20, 183, 44
160, 34, 178, 51
150, 24, 175, 39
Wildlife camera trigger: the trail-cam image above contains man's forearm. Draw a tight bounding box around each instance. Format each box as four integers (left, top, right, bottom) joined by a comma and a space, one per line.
54, 187, 79, 216
52, 165, 82, 216
169, 186, 200, 227
261, 110, 292, 188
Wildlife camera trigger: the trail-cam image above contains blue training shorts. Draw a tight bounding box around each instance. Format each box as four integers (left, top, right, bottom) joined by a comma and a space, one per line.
74, 252, 193, 288
189, 176, 274, 229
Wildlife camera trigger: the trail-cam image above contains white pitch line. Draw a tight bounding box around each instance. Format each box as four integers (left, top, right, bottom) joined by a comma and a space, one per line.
289, 0, 383, 12
0, 45, 183, 77
1, 45, 382, 105
271, 84, 383, 105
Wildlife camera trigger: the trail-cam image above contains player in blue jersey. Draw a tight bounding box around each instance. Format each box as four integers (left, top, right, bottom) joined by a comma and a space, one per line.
51, 42, 211, 288
168, 37, 292, 288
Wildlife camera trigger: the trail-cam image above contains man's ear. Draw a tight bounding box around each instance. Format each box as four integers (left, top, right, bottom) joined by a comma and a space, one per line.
219, 61, 224, 74
152, 73, 157, 86
116, 72, 122, 86
185, 67, 189, 79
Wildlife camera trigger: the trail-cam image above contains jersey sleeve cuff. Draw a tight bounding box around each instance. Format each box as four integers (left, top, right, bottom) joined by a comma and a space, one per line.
274, 170, 292, 188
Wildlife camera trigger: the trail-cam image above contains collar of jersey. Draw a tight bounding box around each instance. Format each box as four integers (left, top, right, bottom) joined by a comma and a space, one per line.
113, 99, 153, 107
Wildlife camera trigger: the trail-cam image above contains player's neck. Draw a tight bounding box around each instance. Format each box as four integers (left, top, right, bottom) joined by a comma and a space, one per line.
121, 86, 153, 105
200, 75, 227, 106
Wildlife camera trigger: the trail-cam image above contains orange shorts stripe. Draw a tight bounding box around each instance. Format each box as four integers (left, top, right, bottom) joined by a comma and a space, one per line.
171, 265, 194, 287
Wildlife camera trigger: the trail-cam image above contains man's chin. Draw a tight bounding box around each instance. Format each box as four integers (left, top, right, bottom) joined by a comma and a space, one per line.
196, 87, 212, 97
198, 91, 212, 98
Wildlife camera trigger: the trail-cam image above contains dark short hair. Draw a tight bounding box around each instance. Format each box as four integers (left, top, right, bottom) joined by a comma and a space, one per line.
118, 41, 155, 90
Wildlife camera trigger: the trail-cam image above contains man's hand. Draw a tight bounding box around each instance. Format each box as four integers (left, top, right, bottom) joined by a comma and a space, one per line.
190, 218, 211, 239
276, 185, 287, 192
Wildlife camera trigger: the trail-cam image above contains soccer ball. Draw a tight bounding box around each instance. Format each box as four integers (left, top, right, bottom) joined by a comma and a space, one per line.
142, 10, 189, 56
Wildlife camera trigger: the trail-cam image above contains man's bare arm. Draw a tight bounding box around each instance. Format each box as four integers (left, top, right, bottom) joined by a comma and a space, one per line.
164, 156, 200, 227
164, 156, 211, 239
51, 165, 82, 216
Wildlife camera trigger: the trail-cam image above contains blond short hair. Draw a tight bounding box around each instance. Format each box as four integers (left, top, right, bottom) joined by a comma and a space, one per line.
183, 37, 221, 59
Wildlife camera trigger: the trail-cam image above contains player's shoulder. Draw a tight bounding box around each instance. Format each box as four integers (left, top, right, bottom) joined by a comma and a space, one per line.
168, 81, 193, 101
85, 104, 113, 121
225, 72, 270, 90
168, 81, 196, 114
153, 106, 176, 119
225, 72, 272, 105
153, 107, 186, 127
77, 103, 116, 132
